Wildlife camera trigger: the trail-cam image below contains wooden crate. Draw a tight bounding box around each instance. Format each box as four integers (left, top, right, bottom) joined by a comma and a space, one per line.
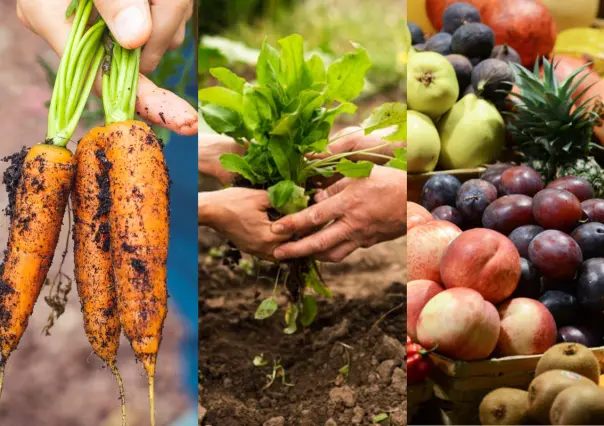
408, 380, 435, 423
408, 168, 485, 204
427, 346, 604, 425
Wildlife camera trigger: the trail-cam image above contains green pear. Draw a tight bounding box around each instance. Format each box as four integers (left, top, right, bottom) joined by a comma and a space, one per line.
408, 110, 441, 173
408, 51, 459, 120
437, 94, 505, 170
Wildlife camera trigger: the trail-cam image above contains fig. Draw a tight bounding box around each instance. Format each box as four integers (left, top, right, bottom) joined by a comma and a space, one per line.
446, 54, 473, 94
413, 43, 427, 52
491, 44, 521, 64
451, 23, 495, 60
425, 32, 452, 55
442, 2, 481, 34
408, 21, 425, 45
471, 58, 514, 103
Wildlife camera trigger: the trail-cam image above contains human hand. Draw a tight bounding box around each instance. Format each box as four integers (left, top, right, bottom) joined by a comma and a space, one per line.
17, 0, 197, 136
198, 188, 289, 260
271, 166, 407, 262
198, 134, 247, 186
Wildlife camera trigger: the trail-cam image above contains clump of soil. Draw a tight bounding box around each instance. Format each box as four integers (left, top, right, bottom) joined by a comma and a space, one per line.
199, 229, 406, 426
2, 147, 28, 220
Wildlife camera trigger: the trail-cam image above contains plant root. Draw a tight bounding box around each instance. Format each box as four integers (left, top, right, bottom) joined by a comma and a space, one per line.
110, 362, 127, 426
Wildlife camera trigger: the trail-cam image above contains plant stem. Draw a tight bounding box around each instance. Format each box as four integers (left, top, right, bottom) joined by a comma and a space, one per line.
302, 142, 392, 173
47, 0, 106, 146
102, 38, 140, 125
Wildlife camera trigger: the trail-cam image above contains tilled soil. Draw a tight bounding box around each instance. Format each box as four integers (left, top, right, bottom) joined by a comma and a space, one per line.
199, 229, 407, 426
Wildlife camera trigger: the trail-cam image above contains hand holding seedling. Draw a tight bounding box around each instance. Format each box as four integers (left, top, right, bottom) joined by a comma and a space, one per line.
198, 188, 290, 260
271, 166, 407, 262
17, 0, 197, 135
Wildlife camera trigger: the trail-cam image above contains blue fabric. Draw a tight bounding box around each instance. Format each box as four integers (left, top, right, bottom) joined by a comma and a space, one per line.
156, 26, 198, 402
170, 408, 198, 426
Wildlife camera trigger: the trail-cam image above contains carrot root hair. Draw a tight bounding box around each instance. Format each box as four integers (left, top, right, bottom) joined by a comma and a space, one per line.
149, 375, 156, 426
0, 363, 5, 401
110, 362, 126, 426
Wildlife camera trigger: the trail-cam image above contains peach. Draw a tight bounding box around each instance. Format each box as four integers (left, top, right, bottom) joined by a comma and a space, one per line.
407, 280, 444, 342
408, 220, 462, 283
408, 202, 434, 231
441, 228, 521, 304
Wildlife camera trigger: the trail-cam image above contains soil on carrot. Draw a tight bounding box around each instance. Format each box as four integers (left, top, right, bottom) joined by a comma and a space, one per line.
199, 228, 407, 426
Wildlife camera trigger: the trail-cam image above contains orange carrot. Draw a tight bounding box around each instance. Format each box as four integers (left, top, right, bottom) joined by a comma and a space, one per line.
72, 129, 126, 424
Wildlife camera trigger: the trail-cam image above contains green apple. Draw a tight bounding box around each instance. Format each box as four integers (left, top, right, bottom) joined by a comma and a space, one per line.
408, 110, 441, 173
437, 94, 505, 170
408, 51, 459, 120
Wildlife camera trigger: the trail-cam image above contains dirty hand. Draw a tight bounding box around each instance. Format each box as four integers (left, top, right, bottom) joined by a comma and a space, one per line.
17, 0, 197, 135
271, 166, 407, 262
198, 188, 290, 260
198, 134, 247, 186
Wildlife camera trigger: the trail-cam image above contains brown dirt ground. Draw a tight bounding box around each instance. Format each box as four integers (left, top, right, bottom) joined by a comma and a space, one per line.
0, 4, 190, 425
198, 225, 407, 426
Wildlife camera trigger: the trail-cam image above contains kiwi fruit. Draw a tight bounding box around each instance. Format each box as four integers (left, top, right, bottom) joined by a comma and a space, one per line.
527, 369, 597, 424
479, 388, 530, 425
535, 343, 600, 383
550, 384, 604, 425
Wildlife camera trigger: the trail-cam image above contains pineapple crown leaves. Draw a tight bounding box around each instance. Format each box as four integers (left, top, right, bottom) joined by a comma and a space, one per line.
507, 57, 603, 166
199, 34, 406, 197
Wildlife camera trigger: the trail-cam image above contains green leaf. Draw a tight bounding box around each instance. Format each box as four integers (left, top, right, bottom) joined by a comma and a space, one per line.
309, 139, 329, 153
220, 154, 260, 184
275, 184, 308, 215
336, 159, 375, 178
384, 123, 406, 142
299, 90, 324, 122
278, 34, 313, 98
323, 102, 358, 125
305, 266, 333, 298
199, 87, 243, 113
257, 39, 281, 87
268, 180, 295, 209
252, 354, 268, 367
372, 413, 389, 423
66, 0, 78, 18
209, 67, 246, 93
326, 45, 371, 102
339, 364, 350, 377
307, 55, 326, 83
362, 102, 407, 135
200, 104, 241, 134
386, 148, 407, 171
300, 294, 318, 326
284, 302, 299, 335
271, 113, 298, 136
255, 298, 279, 320
268, 136, 293, 180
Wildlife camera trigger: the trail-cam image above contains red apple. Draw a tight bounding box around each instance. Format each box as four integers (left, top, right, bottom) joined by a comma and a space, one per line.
496, 298, 557, 356
408, 220, 462, 283
407, 280, 444, 342
441, 228, 521, 304
408, 202, 434, 231
417, 288, 500, 361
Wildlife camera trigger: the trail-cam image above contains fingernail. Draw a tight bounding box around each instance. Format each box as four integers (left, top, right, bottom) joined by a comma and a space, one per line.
113, 6, 145, 47
272, 223, 286, 234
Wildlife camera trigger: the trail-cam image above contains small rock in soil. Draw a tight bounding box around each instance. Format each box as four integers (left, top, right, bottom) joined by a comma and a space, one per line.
198, 404, 207, 421
375, 335, 404, 362
351, 406, 365, 424
329, 385, 357, 408
367, 372, 380, 384
377, 360, 397, 382
325, 419, 338, 426
392, 409, 406, 426
263, 416, 285, 426
259, 396, 272, 408
392, 368, 405, 395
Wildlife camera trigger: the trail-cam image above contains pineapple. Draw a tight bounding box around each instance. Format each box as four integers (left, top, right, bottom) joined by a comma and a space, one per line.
507, 57, 604, 197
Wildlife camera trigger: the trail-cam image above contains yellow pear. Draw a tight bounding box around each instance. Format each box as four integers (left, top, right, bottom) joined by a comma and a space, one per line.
407, 110, 441, 173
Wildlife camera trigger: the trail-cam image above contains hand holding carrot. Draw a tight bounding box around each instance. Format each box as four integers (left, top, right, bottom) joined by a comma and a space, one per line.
271, 166, 408, 262
17, 0, 197, 135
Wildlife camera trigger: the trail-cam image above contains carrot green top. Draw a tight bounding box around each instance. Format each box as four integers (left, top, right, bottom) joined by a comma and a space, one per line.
47, 0, 105, 147
101, 37, 140, 125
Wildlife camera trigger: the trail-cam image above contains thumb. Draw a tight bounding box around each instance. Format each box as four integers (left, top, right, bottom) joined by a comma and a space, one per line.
94, 0, 152, 49
315, 178, 352, 203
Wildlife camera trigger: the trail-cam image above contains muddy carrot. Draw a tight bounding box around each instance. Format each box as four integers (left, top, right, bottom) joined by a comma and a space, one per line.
72, 128, 125, 425
0, 0, 104, 396
101, 39, 169, 426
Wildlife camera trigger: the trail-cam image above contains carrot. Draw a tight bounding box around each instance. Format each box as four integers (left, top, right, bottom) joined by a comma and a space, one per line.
0, 0, 104, 396
99, 39, 169, 426
72, 129, 126, 425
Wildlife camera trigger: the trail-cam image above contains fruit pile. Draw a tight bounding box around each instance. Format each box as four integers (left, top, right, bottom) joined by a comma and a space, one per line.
408, 163, 604, 361
479, 343, 604, 425
407, 3, 514, 173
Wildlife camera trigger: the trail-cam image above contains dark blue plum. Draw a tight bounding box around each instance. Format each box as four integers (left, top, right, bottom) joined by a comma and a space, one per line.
425, 32, 453, 55
539, 290, 579, 327
421, 174, 462, 211
509, 225, 545, 258
408, 22, 425, 45
455, 179, 497, 225
576, 258, 604, 316
571, 222, 604, 260
431, 205, 464, 228
510, 258, 541, 299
